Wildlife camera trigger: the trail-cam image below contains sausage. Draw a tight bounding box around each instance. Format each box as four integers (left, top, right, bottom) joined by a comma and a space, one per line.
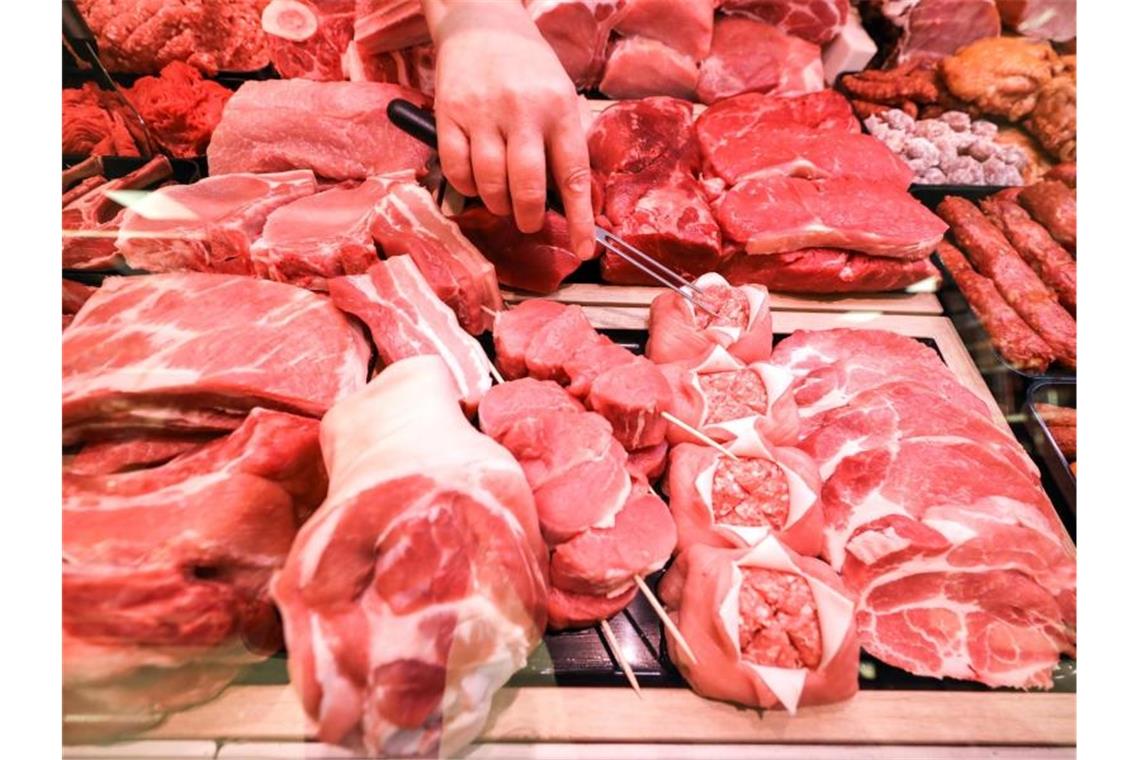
979, 195, 1076, 315
1018, 180, 1076, 253
936, 241, 1054, 373
937, 198, 1076, 368
1035, 402, 1076, 427
1046, 423, 1076, 459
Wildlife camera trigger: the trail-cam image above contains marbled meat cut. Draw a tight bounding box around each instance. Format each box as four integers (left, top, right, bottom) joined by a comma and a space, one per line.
63, 409, 326, 741
272, 356, 548, 757
696, 17, 824, 105
1017, 180, 1076, 253
879, 0, 1002, 65
599, 36, 700, 101
261, 0, 356, 81
720, 248, 940, 294
207, 80, 433, 180
370, 176, 503, 335
719, 0, 848, 45
647, 272, 773, 365
63, 157, 173, 270
978, 196, 1076, 315
452, 206, 582, 294
353, 0, 430, 54
251, 177, 386, 289
328, 257, 493, 415
117, 170, 319, 275
666, 431, 823, 556
588, 96, 700, 177
936, 242, 1054, 374
528, 0, 628, 89
659, 346, 800, 446
777, 329, 1075, 687
659, 539, 859, 712
62, 274, 370, 443
937, 197, 1075, 368
718, 176, 947, 259
613, 0, 714, 60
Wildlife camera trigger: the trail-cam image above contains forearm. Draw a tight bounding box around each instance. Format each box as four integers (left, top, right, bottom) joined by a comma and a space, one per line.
421, 0, 534, 43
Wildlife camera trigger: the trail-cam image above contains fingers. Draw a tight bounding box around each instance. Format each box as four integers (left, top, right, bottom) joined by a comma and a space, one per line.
548, 122, 596, 260
469, 129, 511, 216
437, 115, 476, 197
507, 129, 548, 234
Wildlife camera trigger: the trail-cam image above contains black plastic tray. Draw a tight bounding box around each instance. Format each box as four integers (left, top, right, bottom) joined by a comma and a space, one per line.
1025, 381, 1076, 516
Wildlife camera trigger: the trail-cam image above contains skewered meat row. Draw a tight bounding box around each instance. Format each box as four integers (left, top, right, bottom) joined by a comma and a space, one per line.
980, 195, 1076, 315
647, 273, 773, 366
273, 356, 548, 757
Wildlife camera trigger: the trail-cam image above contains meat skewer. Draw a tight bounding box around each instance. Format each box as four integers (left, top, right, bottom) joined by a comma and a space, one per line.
662, 410, 739, 461
937, 198, 1076, 368
980, 195, 1076, 315
936, 241, 1055, 373
599, 619, 642, 696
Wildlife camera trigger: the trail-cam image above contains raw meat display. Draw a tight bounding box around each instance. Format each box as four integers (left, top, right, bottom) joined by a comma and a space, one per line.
452, 207, 582, 294
696, 17, 824, 104
718, 0, 848, 45
262, 0, 356, 80
659, 538, 859, 711
613, 0, 714, 60
63, 157, 173, 270
528, 0, 628, 89
872, 0, 1002, 65
353, 0, 430, 54
997, 0, 1076, 42
666, 431, 823, 556
646, 273, 773, 366
775, 328, 1075, 687
937, 242, 1055, 374
369, 176, 504, 335
658, 346, 800, 446
272, 356, 548, 757
63, 408, 326, 740
1017, 180, 1076, 253
716, 176, 946, 259
599, 37, 700, 100
250, 177, 386, 288
62, 273, 370, 443
117, 170, 319, 275
207, 80, 433, 180
980, 194, 1076, 315
124, 62, 234, 157
62, 83, 140, 157
328, 256, 494, 415
938, 197, 1076, 368
720, 248, 940, 294
75, 0, 271, 74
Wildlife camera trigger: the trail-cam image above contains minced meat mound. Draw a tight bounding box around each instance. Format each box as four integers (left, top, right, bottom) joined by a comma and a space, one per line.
739, 568, 822, 669
63, 83, 141, 157
712, 457, 789, 529
126, 62, 233, 157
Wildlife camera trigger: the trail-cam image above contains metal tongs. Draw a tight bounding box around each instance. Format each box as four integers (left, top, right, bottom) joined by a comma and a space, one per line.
386, 98, 715, 317
63, 0, 159, 158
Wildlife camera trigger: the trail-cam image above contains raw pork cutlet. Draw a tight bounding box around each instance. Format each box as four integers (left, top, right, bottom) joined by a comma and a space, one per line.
717, 176, 946, 259
63, 409, 325, 743
719, 248, 940, 294
696, 16, 824, 105
63, 157, 173, 270
718, 0, 848, 45
613, 0, 714, 59
477, 377, 584, 441
370, 176, 503, 335
936, 241, 1055, 373
599, 37, 699, 101
666, 432, 823, 556
1017, 179, 1076, 253
117, 170, 318, 275
329, 256, 493, 416
492, 299, 573, 380
980, 195, 1076, 315
452, 207, 582, 294
62, 273, 370, 444
272, 356, 547, 758
647, 272, 773, 366
659, 540, 859, 712
250, 177, 386, 289
771, 328, 992, 424
548, 585, 637, 631
937, 197, 1075, 368
207, 80, 434, 180
588, 96, 701, 177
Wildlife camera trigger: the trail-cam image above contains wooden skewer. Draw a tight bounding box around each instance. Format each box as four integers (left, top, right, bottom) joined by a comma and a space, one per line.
599, 619, 642, 697
480, 304, 501, 320
633, 575, 698, 666
661, 412, 738, 461
487, 361, 504, 385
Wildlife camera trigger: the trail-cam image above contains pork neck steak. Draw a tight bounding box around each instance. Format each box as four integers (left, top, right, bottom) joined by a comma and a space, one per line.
716, 176, 947, 259
207, 80, 433, 180
63, 409, 326, 741
696, 16, 825, 105
599, 36, 700, 101
117, 170, 319, 275
272, 356, 547, 757
718, 0, 848, 45
62, 273, 370, 443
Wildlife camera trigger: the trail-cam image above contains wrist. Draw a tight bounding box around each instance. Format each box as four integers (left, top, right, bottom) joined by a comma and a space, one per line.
423, 1, 535, 45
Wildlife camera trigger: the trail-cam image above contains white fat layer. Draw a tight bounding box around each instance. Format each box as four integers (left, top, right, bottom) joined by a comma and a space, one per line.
746, 663, 808, 714
589, 473, 633, 531
755, 362, 795, 407
923, 518, 978, 544
694, 345, 744, 374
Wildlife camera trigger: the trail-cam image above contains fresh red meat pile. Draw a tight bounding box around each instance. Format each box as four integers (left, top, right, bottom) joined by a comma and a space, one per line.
126, 62, 234, 157
772, 328, 1076, 687
62, 84, 141, 157
75, 0, 271, 74
588, 90, 946, 293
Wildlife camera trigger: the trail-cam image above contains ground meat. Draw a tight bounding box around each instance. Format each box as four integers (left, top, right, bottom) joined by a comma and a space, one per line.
699, 369, 768, 423
62, 83, 140, 157
694, 283, 750, 330
125, 61, 233, 157
739, 568, 822, 669
712, 457, 789, 529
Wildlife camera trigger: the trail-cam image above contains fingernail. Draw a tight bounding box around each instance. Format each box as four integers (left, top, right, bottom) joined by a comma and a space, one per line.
577, 240, 595, 260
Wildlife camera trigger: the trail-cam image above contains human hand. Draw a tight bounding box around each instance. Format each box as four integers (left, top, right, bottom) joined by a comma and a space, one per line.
426, 1, 595, 259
